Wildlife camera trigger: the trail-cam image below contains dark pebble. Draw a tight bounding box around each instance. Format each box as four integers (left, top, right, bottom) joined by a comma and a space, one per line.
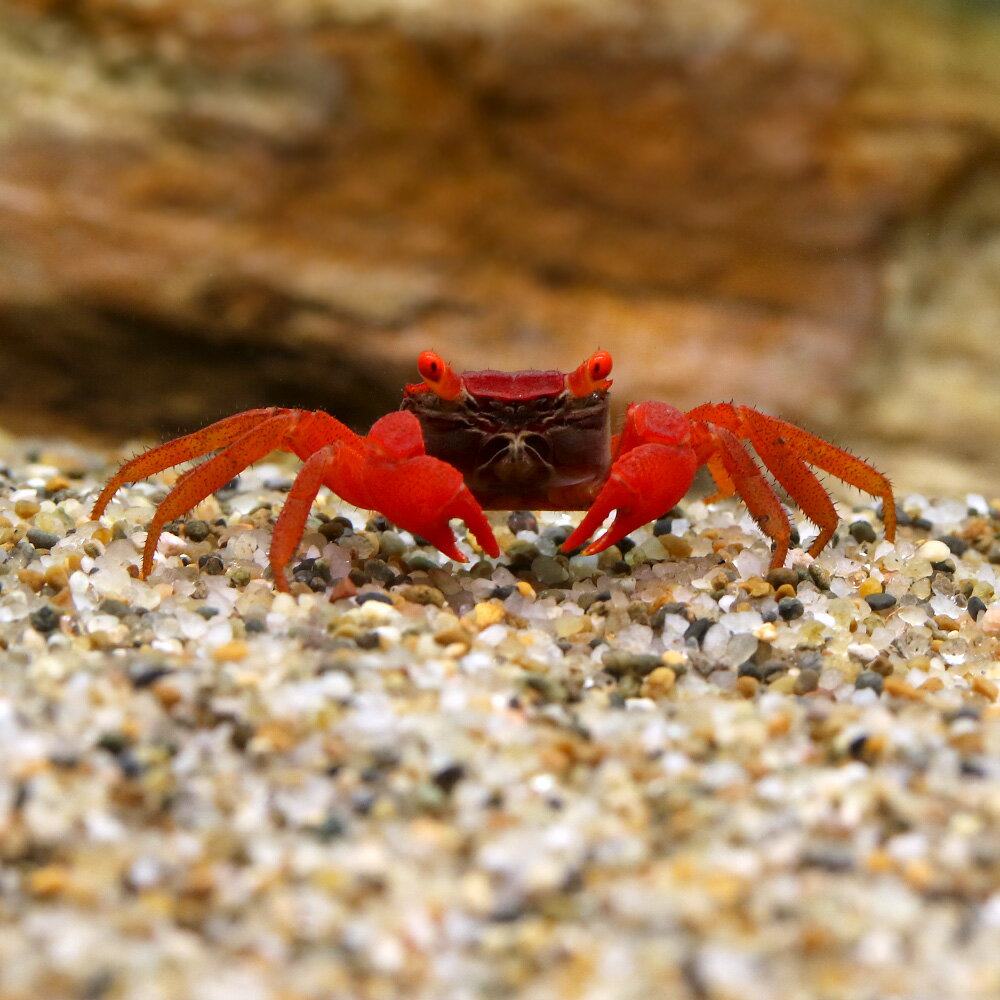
366, 516, 392, 533
507, 510, 538, 534
355, 632, 381, 650
491, 585, 514, 600
194, 606, 219, 620
364, 559, 397, 587
652, 517, 673, 537
650, 602, 691, 629
855, 670, 884, 693
931, 560, 956, 574
737, 661, 765, 680
129, 664, 174, 688
29, 605, 61, 633
684, 618, 714, 646
766, 567, 799, 590
99, 598, 132, 619
356, 592, 394, 606
198, 554, 225, 575
319, 519, 351, 542
348, 569, 371, 586
184, 519, 211, 541
601, 651, 663, 677
777, 597, 804, 621
594, 590, 612, 602
968, 596, 988, 621
26, 528, 60, 550
807, 564, 831, 591
245, 617, 267, 634
911, 516, 933, 531
849, 521, 877, 544
865, 592, 897, 612
939, 534, 969, 557
616, 537, 636, 554
432, 763, 466, 794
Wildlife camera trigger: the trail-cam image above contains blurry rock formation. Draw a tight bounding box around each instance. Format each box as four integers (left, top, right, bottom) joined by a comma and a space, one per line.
1, 0, 999, 493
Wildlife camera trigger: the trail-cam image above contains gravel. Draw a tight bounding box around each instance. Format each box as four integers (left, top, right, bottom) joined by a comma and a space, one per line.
2, 437, 1000, 999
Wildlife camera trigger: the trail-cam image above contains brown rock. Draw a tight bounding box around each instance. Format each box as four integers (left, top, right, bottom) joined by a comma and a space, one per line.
0, 1, 998, 493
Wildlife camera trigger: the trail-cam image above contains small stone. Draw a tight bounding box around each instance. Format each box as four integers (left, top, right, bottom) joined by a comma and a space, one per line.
602, 651, 663, 678
99, 598, 131, 618
212, 640, 249, 662
916, 540, 952, 563
356, 592, 394, 606
855, 670, 884, 693
766, 567, 799, 590
378, 531, 407, 558
858, 577, 883, 598
865, 593, 897, 612
398, 584, 445, 607
849, 520, 877, 544
184, 519, 211, 541
29, 605, 61, 633
14, 499, 40, 519
659, 534, 692, 559
507, 510, 538, 534
198, 554, 225, 575
777, 597, 804, 621
640, 666, 677, 698
652, 517, 673, 536
807, 564, 831, 591
793, 668, 820, 694
740, 576, 772, 598
969, 674, 999, 700
26, 528, 60, 550
967, 596, 987, 621
735, 675, 759, 698
473, 601, 505, 629
531, 555, 570, 586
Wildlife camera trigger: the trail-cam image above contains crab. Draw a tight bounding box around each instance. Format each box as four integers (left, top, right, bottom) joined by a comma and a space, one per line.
91, 349, 896, 591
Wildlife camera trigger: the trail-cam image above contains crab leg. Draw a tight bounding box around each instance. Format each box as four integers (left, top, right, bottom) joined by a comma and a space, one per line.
562, 402, 699, 555
139, 413, 301, 578
91, 408, 294, 520
687, 403, 897, 546
703, 425, 793, 568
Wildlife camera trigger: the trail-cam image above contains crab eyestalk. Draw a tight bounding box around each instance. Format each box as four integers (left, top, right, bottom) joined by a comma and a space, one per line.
417, 351, 462, 400
567, 350, 613, 397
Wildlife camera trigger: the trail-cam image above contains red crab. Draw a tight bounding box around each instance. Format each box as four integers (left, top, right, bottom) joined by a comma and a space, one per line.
91, 350, 896, 591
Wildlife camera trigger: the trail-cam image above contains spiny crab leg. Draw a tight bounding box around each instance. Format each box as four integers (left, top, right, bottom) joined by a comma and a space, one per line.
688, 402, 897, 551
139, 413, 300, 579
91, 408, 292, 521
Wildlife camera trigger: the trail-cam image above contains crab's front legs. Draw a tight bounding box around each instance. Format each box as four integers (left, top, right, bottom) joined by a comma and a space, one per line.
562, 402, 699, 555
270, 411, 498, 590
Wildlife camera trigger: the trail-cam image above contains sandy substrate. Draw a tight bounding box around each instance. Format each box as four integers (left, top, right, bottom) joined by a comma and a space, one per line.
2, 432, 1000, 1000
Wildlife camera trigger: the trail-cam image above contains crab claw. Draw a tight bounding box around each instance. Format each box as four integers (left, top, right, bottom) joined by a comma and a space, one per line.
270, 412, 499, 588
562, 402, 699, 556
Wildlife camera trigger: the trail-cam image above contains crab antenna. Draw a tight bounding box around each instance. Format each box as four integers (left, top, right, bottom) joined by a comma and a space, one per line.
417, 351, 462, 401
567, 350, 613, 397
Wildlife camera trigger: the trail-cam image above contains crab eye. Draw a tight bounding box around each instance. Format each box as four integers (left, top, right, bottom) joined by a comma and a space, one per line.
417, 350, 462, 400
567, 350, 613, 397
588, 351, 612, 381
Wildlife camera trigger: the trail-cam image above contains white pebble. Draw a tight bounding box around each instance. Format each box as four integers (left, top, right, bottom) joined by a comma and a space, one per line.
916, 540, 952, 563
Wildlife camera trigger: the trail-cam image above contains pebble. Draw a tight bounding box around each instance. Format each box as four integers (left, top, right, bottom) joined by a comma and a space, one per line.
3, 438, 1000, 1000
778, 597, 804, 621
26, 527, 60, 549
916, 539, 952, 563
184, 519, 211, 541
865, 592, 897, 612
849, 520, 877, 544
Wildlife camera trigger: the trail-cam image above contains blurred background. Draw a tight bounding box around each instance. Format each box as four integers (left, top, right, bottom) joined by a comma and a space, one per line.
1, 0, 999, 494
